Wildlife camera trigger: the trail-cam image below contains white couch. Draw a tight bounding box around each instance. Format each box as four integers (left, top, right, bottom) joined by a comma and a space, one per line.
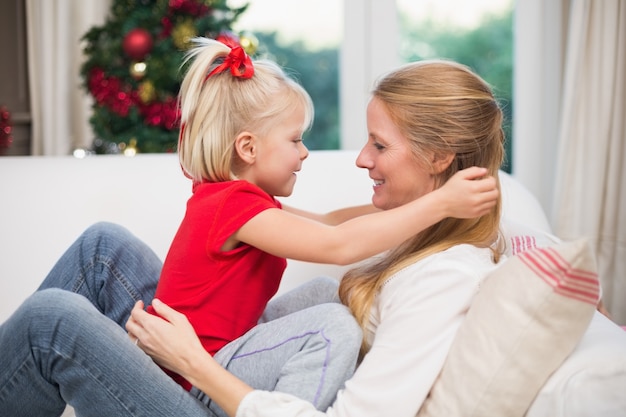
0, 151, 624, 416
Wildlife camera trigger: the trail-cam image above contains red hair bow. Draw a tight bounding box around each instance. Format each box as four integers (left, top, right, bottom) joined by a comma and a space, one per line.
206, 46, 254, 80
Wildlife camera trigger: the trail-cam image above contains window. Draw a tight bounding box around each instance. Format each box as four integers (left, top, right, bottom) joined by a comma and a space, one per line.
227, 0, 514, 171
397, 0, 514, 172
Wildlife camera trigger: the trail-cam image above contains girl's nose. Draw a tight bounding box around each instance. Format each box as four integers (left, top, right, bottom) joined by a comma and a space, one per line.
299, 142, 309, 160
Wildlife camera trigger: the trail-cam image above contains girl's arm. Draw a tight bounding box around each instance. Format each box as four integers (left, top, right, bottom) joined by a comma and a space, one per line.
234, 167, 497, 265
282, 204, 380, 226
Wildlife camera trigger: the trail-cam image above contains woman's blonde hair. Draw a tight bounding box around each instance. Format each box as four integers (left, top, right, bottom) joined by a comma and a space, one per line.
177, 38, 314, 183
338, 60, 506, 354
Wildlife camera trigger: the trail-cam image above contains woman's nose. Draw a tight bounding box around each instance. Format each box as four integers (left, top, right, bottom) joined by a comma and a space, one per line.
356, 147, 372, 169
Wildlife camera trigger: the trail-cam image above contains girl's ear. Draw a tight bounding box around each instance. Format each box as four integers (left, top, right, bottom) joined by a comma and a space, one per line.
431, 152, 455, 174
234, 132, 256, 164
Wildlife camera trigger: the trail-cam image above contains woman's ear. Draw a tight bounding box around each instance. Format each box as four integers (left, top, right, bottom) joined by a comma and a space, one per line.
431, 152, 455, 174
234, 132, 256, 164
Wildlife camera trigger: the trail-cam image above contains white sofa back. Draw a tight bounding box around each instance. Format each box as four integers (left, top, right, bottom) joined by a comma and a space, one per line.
0, 150, 549, 322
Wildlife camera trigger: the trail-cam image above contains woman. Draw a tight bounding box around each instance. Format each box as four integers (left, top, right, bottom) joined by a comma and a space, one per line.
0, 59, 504, 417
128, 59, 506, 417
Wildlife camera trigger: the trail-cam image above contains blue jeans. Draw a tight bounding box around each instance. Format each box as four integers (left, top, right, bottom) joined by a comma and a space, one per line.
0, 223, 360, 416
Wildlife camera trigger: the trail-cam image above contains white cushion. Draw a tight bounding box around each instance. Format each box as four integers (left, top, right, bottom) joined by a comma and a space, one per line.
526, 311, 626, 417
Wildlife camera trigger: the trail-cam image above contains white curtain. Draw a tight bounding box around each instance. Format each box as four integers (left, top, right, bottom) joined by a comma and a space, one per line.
552, 0, 626, 323
26, 0, 111, 155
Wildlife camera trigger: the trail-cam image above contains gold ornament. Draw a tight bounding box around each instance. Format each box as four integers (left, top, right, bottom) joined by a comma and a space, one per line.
172, 19, 197, 50
239, 32, 259, 56
129, 61, 147, 80
122, 138, 138, 157
138, 81, 156, 104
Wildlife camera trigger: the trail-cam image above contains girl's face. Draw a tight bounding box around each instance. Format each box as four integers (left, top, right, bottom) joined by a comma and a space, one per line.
250, 103, 309, 197
356, 97, 436, 210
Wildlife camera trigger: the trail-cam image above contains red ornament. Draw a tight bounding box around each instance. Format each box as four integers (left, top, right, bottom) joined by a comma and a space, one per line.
122, 28, 154, 60
168, 0, 210, 16
0, 106, 13, 154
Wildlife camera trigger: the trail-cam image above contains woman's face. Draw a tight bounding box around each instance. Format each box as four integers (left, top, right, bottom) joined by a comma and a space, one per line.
356, 97, 436, 210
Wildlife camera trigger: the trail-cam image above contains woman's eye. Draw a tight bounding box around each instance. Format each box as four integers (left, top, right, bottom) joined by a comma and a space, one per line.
373, 142, 385, 150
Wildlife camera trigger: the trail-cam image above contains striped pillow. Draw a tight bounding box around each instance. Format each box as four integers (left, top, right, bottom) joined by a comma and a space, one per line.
516, 244, 599, 305
418, 238, 599, 417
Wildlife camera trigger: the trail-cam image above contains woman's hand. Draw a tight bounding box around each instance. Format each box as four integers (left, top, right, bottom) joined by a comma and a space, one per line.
126, 299, 205, 377
126, 299, 254, 417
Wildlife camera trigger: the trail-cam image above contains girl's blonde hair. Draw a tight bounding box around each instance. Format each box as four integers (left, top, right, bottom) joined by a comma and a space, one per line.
177, 38, 314, 183
338, 60, 506, 354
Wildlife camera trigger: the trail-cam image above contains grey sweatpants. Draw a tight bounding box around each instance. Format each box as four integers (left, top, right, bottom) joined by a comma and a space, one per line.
193, 277, 362, 416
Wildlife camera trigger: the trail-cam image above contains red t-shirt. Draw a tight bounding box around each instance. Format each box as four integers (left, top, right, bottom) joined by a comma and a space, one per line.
148, 180, 286, 389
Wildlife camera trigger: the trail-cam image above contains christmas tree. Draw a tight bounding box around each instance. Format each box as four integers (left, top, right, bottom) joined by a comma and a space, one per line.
81, 0, 257, 154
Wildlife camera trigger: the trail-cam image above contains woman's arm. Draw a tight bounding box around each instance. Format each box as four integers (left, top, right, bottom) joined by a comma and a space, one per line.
235, 167, 497, 265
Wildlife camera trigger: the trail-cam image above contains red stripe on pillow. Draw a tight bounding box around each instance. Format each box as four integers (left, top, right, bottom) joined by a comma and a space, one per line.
537, 247, 599, 284
510, 235, 537, 255
518, 247, 599, 305
521, 248, 599, 296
